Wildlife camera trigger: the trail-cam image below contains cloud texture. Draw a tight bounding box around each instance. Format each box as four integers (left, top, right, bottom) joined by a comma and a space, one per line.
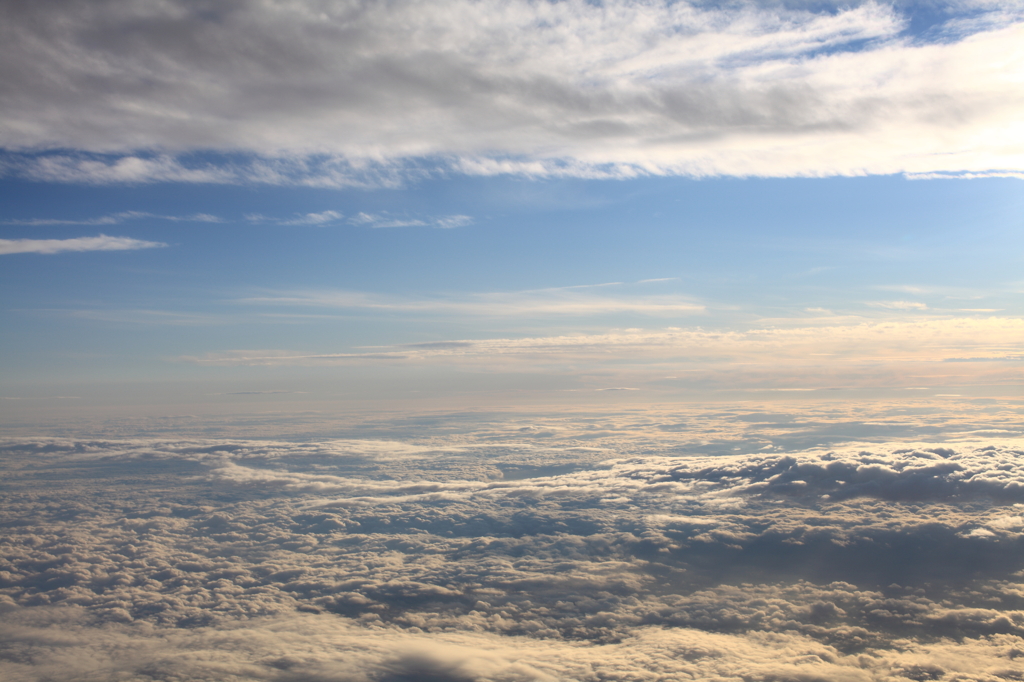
1, 0, 1022, 183
0, 234, 167, 255
2, 211, 222, 226
3, 424, 1024, 680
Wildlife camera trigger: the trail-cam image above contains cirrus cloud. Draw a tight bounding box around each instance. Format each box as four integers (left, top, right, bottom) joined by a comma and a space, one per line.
1, 0, 1022, 184
0, 234, 167, 255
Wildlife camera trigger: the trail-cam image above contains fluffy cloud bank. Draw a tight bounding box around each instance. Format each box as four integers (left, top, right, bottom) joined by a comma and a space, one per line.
1, 0, 1022, 184
2, 431, 1024, 680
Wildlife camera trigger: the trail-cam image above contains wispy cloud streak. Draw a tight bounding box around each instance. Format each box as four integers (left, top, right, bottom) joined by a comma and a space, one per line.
177, 317, 1024, 390
2, 211, 222, 226
236, 284, 704, 317
0, 234, 167, 255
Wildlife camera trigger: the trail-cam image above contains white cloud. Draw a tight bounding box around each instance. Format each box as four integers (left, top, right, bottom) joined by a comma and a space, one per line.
236, 284, 705, 318
348, 212, 427, 228
0, 234, 167, 255
243, 210, 469, 228
434, 215, 473, 229
278, 210, 345, 226
2, 211, 222, 226
907, 170, 1024, 180
866, 300, 929, 310
348, 212, 473, 229
12, 154, 238, 184
1, 1, 1022, 183
4, 433, 1024, 680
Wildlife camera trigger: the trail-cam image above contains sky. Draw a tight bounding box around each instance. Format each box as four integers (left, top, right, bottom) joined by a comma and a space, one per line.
2, 0, 1024, 680
1, 0, 1023, 422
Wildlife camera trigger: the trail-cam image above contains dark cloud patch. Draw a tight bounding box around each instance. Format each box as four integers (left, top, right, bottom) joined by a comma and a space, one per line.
376, 652, 482, 682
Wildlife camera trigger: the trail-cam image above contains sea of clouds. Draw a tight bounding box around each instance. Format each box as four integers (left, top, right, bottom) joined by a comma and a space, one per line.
3, 401, 1024, 680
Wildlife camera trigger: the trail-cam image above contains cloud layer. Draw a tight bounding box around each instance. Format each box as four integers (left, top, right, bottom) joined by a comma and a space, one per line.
2, 0, 1022, 183
2, 430, 1024, 680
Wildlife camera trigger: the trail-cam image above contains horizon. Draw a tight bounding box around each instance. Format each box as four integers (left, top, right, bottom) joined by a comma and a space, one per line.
2, 1, 1024, 680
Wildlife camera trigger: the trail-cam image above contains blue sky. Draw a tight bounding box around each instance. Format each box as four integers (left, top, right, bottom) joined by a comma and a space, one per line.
3, 173, 1021, 411
1, 0, 1023, 418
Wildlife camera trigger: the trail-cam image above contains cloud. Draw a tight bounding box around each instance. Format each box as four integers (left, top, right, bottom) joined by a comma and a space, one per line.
349, 212, 427, 228
5, 395, 1021, 453
349, 212, 473, 229
0, 609, 911, 682
434, 215, 473, 229
2, 211, 222, 226
243, 211, 470, 228
866, 300, 929, 310
907, 170, 1024, 180
7, 154, 238, 184
3, 433, 1024, 680
24, 279, 699, 329
245, 211, 347, 225
0, 234, 167, 255
235, 283, 705, 318
1, 1, 1022, 183
276, 210, 345, 226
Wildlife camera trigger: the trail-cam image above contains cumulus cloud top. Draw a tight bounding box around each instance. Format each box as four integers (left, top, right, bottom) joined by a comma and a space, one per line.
1, 0, 1023, 183
3, 424, 1024, 680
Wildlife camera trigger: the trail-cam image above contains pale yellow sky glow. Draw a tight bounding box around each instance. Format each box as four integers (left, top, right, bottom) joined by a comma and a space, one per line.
178, 317, 1024, 394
